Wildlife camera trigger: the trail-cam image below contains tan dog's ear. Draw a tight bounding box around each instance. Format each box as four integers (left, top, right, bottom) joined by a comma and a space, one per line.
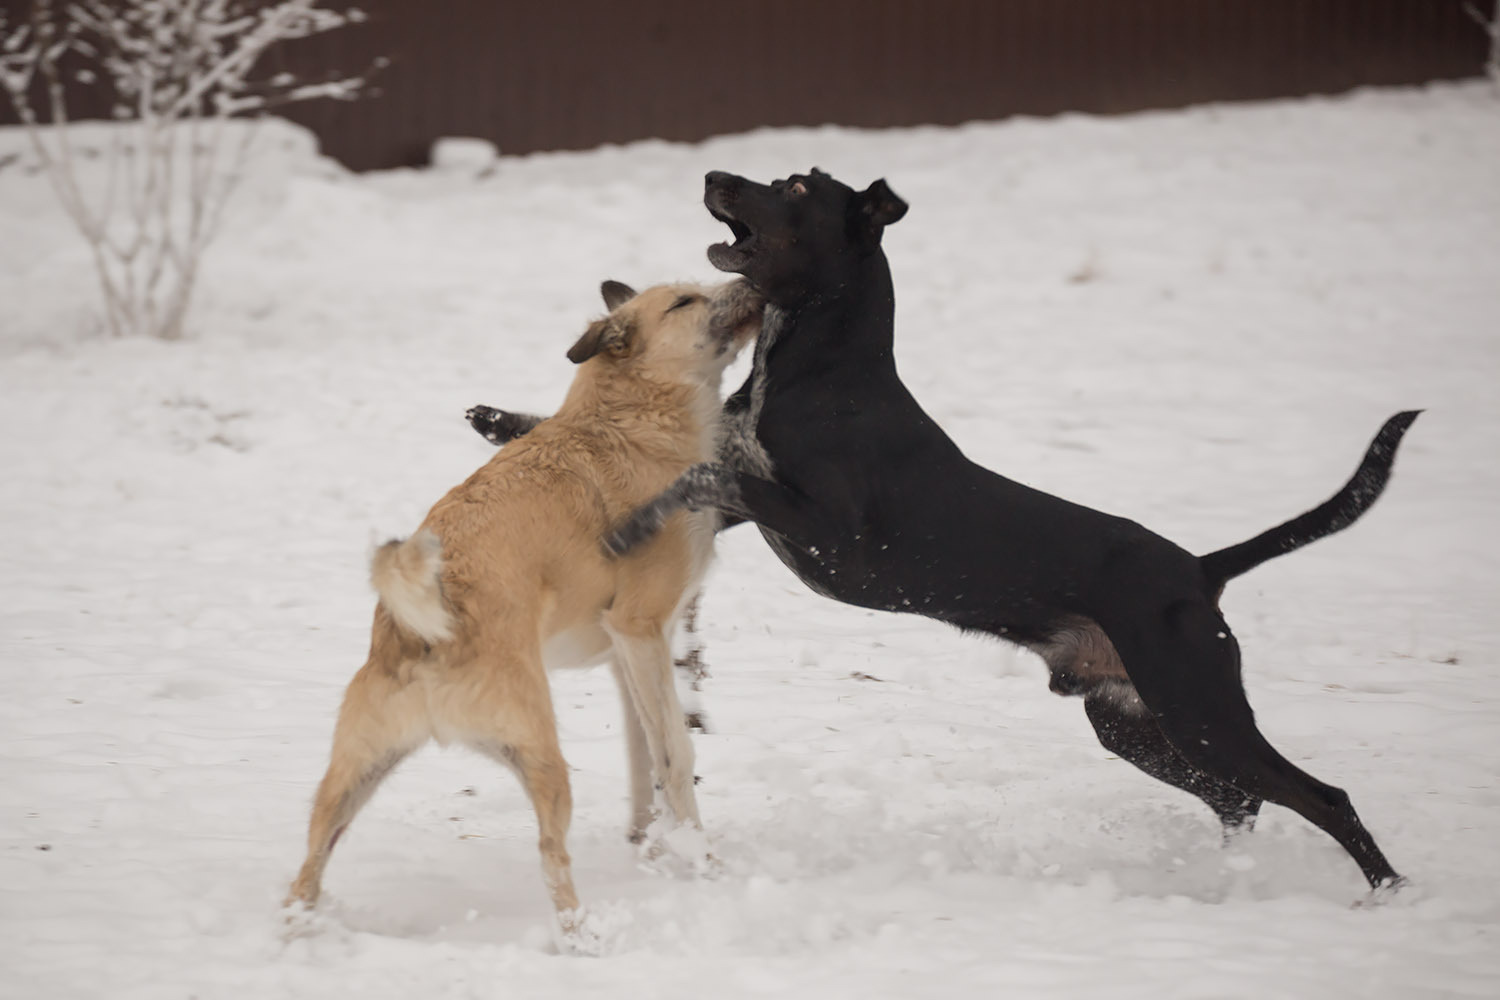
566, 318, 611, 364
566, 315, 636, 364
600, 280, 637, 311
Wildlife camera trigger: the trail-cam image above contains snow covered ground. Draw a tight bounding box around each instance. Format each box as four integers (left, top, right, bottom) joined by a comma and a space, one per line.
2, 82, 1498, 999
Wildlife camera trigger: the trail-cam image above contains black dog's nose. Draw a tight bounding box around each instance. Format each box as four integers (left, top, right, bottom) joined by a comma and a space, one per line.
705, 170, 734, 190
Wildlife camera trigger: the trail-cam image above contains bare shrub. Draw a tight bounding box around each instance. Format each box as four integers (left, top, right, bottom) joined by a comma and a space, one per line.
0, 1, 375, 340
1470, 1, 1500, 91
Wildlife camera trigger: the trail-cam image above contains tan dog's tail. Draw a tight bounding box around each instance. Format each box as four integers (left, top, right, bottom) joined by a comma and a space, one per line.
370, 528, 454, 644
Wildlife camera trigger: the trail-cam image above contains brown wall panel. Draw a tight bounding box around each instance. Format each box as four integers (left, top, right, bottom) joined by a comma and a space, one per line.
1, 0, 1488, 171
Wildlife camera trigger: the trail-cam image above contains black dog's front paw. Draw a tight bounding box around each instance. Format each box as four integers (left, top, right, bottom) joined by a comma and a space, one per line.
466, 404, 508, 444
604, 465, 729, 557
466, 405, 542, 446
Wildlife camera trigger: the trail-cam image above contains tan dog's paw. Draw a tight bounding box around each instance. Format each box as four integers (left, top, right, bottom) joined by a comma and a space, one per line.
554, 907, 605, 957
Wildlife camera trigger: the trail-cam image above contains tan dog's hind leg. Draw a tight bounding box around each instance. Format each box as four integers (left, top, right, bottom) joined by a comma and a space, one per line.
453, 648, 586, 943
287, 661, 430, 907
508, 737, 582, 938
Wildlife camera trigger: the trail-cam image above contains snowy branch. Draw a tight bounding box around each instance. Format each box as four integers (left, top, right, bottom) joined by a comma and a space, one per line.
0, 0, 374, 339
1468, 0, 1500, 91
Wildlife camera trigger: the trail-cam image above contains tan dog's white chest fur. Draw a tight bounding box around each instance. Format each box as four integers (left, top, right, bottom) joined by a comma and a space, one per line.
287, 280, 762, 951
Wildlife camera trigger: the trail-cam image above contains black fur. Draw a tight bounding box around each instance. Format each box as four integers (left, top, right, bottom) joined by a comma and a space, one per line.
1199, 409, 1420, 593
466, 405, 543, 446
609, 168, 1416, 891
606, 463, 739, 555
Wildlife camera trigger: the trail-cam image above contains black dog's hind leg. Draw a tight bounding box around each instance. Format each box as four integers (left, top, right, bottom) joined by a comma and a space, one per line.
1084, 693, 1261, 834
466, 405, 546, 446
1115, 600, 1401, 890
606, 463, 824, 558
675, 592, 711, 733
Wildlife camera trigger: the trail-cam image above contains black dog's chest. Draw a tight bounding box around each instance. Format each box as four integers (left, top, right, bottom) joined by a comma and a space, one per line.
756, 523, 882, 609
757, 520, 1005, 624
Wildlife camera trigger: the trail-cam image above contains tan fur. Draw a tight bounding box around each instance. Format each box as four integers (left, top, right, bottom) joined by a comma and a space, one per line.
1032, 615, 1146, 714
1036, 615, 1130, 683
287, 281, 761, 946
369, 528, 453, 644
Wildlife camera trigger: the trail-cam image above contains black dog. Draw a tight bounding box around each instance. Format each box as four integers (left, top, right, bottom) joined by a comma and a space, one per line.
473, 170, 1417, 892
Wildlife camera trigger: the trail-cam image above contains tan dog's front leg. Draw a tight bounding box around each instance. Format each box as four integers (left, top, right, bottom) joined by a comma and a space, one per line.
606, 622, 702, 832
611, 658, 657, 842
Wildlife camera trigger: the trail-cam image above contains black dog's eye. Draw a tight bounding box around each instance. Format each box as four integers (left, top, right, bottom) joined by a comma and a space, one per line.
788, 180, 808, 197
665, 294, 700, 314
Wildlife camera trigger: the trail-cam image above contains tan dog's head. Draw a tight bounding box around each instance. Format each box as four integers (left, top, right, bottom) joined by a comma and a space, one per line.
565, 279, 762, 387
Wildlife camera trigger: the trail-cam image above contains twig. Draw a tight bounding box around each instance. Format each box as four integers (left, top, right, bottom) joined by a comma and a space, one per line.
0, 0, 372, 339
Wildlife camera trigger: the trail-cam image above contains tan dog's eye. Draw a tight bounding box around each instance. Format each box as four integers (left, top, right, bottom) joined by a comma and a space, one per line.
665, 294, 701, 314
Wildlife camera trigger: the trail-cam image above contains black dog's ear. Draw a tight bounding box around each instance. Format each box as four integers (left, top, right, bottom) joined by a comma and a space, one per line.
600, 280, 637, 311
567, 315, 636, 364
855, 178, 908, 230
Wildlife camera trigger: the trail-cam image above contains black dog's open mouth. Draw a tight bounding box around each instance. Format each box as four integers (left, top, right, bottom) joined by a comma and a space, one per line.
706, 201, 756, 272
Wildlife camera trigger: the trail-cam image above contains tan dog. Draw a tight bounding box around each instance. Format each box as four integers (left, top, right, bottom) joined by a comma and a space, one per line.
286, 279, 762, 949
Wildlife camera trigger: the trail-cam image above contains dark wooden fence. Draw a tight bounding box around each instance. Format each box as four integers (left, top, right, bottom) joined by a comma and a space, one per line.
2, 0, 1489, 171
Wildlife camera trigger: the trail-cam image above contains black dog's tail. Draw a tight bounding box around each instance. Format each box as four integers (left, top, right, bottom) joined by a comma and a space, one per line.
1199, 410, 1421, 594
